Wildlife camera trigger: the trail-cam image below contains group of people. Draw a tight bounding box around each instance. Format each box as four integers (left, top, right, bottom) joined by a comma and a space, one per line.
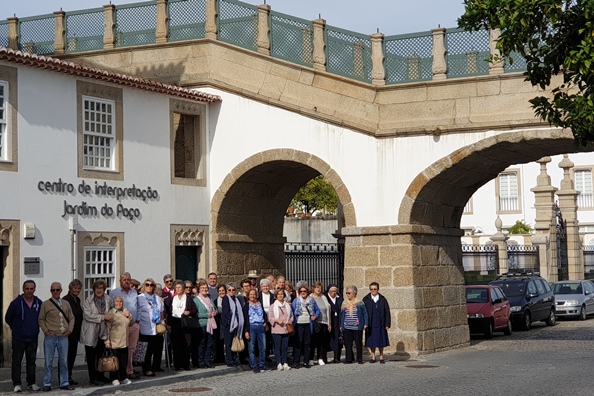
5, 272, 392, 392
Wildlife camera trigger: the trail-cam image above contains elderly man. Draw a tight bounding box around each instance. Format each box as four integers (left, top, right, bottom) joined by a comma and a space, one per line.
162, 274, 175, 299
5, 280, 43, 392
62, 279, 83, 386
38, 282, 74, 391
110, 272, 140, 380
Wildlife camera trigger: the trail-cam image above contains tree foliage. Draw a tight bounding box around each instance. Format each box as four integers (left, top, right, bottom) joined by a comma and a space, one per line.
459, 0, 594, 145
290, 176, 338, 214
507, 219, 534, 234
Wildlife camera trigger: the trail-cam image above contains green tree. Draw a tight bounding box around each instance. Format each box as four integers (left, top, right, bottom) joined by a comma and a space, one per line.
290, 176, 338, 214
507, 220, 533, 234
459, 0, 594, 144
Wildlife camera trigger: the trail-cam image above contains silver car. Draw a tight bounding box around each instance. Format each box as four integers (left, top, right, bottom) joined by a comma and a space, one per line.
552, 280, 594, 320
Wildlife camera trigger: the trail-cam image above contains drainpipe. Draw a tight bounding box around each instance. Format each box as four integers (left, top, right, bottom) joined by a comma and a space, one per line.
69, 216, 78, 280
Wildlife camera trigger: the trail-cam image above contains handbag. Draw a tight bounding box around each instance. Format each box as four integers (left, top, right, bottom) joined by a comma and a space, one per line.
231, 336, 245, 352
306, 305, 321, 334
156, 323, 167, 335
181, 315, 200, 330
285, 322, 295, 336
98, 350, 119, 373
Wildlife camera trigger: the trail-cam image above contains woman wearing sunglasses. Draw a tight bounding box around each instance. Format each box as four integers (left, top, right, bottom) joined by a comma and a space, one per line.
137, 278, 165, 377
291, 285, 320, 369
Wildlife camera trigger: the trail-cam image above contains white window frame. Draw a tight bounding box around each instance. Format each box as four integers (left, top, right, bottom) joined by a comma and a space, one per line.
82, 95, 115, 171
0, 81, 8, 161
497, 171, 521, 213
83, 246, 116, 299
575, 168, 593, 209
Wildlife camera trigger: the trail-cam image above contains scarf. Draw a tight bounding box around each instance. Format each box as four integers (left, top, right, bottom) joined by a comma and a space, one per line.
341, 297, 360, 318
197, 294, 218, 334
273, 300, 292, 321
146, 293, 161, 323
93, 295, 106, 314
227, 295, 244, 335
293, 295, 312, 317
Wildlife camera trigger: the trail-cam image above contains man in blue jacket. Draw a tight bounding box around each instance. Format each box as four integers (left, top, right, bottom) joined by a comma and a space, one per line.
5, 280, 43, 392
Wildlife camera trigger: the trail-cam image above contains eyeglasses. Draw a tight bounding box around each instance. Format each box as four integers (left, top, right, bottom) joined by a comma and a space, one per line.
299, 290, 307, 293
185, 286, 192, 289
51, 288, 62, 292
165, 279, 173, 283
227, 288, 236, 292
370, 288, 378, 291
145, 283, 155, 287
346, 292, 352, 295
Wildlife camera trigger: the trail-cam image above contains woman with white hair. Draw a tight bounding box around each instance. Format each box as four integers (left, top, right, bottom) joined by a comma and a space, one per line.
105, 295, 134, 385
259, 279, 275, 360
340, 285, 368, 364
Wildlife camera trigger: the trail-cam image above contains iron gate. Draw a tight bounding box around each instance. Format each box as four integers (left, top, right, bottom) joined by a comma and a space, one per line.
555, 203, 569, 281
285, 242, 344, 292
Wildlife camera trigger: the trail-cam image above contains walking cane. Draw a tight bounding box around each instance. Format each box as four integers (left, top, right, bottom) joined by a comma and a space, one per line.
164, 331, 171, 370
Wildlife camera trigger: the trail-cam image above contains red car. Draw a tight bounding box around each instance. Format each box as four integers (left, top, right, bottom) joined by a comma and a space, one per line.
466, 285, 513, 338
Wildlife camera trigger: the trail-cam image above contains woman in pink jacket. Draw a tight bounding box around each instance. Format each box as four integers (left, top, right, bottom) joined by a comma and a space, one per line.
268, 289, 293, 371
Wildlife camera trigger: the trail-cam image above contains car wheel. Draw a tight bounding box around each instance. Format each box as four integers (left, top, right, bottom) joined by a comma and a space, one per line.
503, 318, 512, 336
484, 321, 494, 339
545, 308, 556, 326
579, 305, 587, 321
522, 312, 531, 330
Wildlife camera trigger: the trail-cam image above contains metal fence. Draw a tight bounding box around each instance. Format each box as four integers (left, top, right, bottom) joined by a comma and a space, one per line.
585, 246, 594, 280
462, 244, 499, 284
445, 28, 490, 78
114, 1, 157, 48
65, 8, 104, 53
507, 245, 539, 272
0, 21, 8, 48
270, 11, 313, 67
285, 242, 344, 292
384, 31, 433, 84
218, 0, 258, 51
18, 14, 55, 55
168, 0, 207, 42
325, 25, 372, 83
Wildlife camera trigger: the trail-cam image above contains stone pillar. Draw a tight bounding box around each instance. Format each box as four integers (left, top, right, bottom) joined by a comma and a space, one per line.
342, 225, 469, 355
103, 4, 116, 49
490, 216, 509, 274
557, 155, 582, 280
54, 11, 66, 55
256, 4, 271, 55
205, 0, 218, 40
431, 27, 447, 80
532, 234, 551, 280
370, 32, 385, 86
156, 0, 169, 44
7, 18, 19, 51
312, 18, 327, 72
489, 29, 504, 75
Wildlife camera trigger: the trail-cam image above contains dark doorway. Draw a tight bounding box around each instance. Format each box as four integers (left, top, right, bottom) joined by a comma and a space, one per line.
175, 246, 199, 282
0, 246, 5, 366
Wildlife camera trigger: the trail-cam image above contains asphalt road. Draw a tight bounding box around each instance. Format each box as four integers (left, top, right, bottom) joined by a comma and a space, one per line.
2, 317, 594, 395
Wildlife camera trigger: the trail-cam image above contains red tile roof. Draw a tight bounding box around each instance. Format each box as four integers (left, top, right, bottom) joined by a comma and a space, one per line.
0, 47, 221, 103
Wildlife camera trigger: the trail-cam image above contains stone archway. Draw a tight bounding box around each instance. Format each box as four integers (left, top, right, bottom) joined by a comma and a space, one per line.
0, 220, 20, 366
211, 149, 355, 282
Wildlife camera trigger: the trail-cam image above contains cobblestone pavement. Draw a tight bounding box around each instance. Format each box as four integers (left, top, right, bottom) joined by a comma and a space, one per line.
2, 318, 594, 395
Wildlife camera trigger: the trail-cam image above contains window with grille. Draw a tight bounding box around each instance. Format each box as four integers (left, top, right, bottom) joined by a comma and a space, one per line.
0, 81, 7, 161
575, 169, 593, 209
498, 172, 520, 212
463, 197, 473, 214
83, 247, 116, 299
82, 96, 115, 170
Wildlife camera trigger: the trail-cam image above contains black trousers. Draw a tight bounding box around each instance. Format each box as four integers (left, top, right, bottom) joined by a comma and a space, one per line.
329, 319, 343, 361
108, 348, 128, 382
139, 334, 164, 373
170, 317, 191, 370
85, 339, 106, 382
66, 333, 79, 381
343, 329, 363, 363
11, 339, 37, 386
310, 323, 329, 362
293, 323, 311, 365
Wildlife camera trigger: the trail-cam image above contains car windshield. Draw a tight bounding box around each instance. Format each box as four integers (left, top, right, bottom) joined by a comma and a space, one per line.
493, 282, 525, 297
553, 283, 583, 295
466, 288, 488, 303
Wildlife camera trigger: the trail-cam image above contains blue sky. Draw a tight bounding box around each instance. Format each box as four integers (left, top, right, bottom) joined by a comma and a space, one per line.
2, 0, 466, 36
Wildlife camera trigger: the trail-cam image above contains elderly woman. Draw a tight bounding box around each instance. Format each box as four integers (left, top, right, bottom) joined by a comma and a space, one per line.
326, 284, 344, 363
80, 280, 113, 386
183, 280, 199, 368
194, 280, 217, 368
340, 285, 368, 364
362, 282, 391, 364
221, 284, 244, 367
137, 278, 165, 377
268, 289, 293, 370
310, 282, 331, 365
243, 288, 269, 373
105, 296, 134, 385
291, 285, 320, 369
165, 280, 197, 371
259, 279, 274, 359
215, 284, 227, 364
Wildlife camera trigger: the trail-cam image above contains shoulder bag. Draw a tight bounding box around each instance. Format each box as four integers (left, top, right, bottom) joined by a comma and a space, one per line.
156, 323, 167, 335
97, 322, 119, 373
231, 335, 245, 352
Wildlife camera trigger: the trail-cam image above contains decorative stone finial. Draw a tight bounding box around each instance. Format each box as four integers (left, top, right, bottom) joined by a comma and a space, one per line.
495, 215, 503, 233
559, 154, 574, 171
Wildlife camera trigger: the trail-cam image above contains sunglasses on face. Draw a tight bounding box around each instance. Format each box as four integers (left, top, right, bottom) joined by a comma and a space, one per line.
165, 280, 173, 283
185, 286, 192, 289
370, 288, 378, 291
145, 283, 155, 287
51, 288, 62, 292
228, 288, 235, 292
299, 290, 307, 293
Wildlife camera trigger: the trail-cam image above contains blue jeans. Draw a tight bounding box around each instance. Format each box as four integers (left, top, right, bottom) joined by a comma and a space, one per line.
43, 334, 68, 388
272, 333, 289, 365
248, 324, 266, 369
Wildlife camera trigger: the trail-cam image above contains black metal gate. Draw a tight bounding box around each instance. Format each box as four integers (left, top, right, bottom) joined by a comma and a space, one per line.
285, 243, 344, 292
555, 203, 569, 281
584, 246, 594, 279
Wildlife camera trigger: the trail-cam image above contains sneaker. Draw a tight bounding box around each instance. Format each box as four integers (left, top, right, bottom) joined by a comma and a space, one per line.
318, 359, 326, 366
122, 379, 132, 385
308, 360, 314, 366
283, 363, 291, 371
111, 380, 120, 386
14, 385, 22, 393
277, 363, 283, 371
27, 384, 41, 391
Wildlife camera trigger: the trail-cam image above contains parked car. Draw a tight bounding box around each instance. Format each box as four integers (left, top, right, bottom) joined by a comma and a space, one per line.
489, 273, 556, 330
552, 280, 594, 320
466, 285, 512, 338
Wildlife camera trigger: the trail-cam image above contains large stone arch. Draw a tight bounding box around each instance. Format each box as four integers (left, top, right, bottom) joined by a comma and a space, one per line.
211, 149, 355, 282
